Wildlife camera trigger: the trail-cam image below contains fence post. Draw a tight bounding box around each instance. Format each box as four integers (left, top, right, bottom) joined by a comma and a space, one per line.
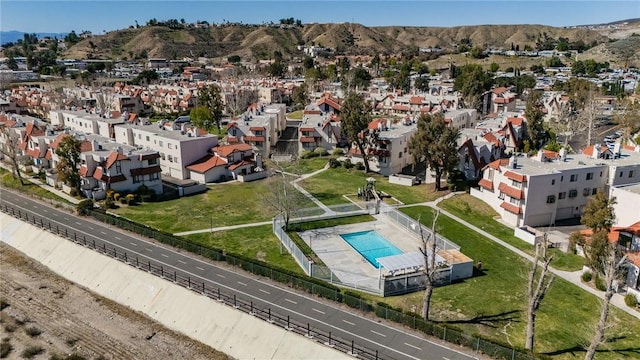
443, 327, 447, 341
268, 308, 271, 322
188, 277, 191, 288
287, 315, 290, 330
161, 266, 163, 277
250, 301, 254, 315
476, 337, 480, 352
148, 261, 151, 271
124, 253, 127, 262
93, 239, 96, 248
113, 247, 117, 257
103, 243, 106, 253
65, 228, 68, 237
351, 340, 354, 355
174, 271, 177, 282
74, 233, 76, 241
136, 257, 139, 267
233, 294, 237, 308
83, 236, 86, 245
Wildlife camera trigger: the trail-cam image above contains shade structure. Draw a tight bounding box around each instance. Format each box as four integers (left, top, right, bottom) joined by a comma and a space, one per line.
376, 251, 447, 274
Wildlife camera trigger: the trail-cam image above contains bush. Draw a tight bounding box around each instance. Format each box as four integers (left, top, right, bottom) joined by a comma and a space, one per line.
581, 271, 592, 282
625, 294, 638, 308
102, 197, 115, 210
21, 345, 44, 359
332, 148, 344, 156
595, 274, 607, 291
300, 150, 319, 159
343, 158, 354, 169
69, 188, 79, 197
113, 192, 121, 202
25, 326, 42, 337
0, 340, 12, 358
313, 147, 328, 156
125, 194, 137, 206
329, 158, 341, 169
76, 199, 94, 215
355, 162, 365, 170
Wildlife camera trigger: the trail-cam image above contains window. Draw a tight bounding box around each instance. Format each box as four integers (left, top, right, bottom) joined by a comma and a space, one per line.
133, 175, 141, 183
138, 134, 142, 139
546, 195, 556, 204
150, 172, 159, 180
509, 197, 519, 205
583, 188, 590, 196
146, 136, 150, 141
570, 174, 578, 182
498, 192, 505, 200
600, 171, 603, 177
115, 162, 121, 174
558, 192, 566, 199
161, 153, 165, 160
620, 171, 624, 177
560, 176, 564, 182
586, 172, 593, 180
511, 180, 520, 188
552, 179, 556, 185
398, 152, 402, 158
569, 189, 578, 198
592, 188, 598, 195
630, 170, 635, 178
168, 143, 173, 149
167, 155, 173, 162
149, 158, 158, 165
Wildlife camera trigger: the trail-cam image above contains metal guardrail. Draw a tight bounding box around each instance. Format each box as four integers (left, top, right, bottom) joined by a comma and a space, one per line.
0, 204, 384, 360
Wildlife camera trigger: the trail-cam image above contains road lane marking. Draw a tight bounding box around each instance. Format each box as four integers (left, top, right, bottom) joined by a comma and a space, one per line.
42, 209, 48, 213
371, 330, 386, 337
259, 289, 270, 294
342, 319, 355, 325
312, 308, 325, 314
160, 253, 169, 258
129, 242, 137, 246
100, 231, 107, 235
284, 298, 297, 305
87, 226, 94, 230
405, 343, 422, 350
178, 260, 186, 264
443, 357, 451, 360
216, 274, 226, 278
115, 236, 121, 240
145, 248, 153, 252
196, 266, 205, 271
237, 281, 247, 286
75, 221, 81, 225
64, 217, 69, 221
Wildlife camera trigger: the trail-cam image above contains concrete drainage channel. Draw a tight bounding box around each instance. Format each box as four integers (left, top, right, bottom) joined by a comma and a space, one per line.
0, 204, 384, 360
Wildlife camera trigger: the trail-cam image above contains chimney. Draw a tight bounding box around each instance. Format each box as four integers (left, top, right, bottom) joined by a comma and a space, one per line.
593, 144, 601, 159
559, 147, 566, 162
194, 127, 199, 137
535, 150, 544, 162
116, 146, 123, 154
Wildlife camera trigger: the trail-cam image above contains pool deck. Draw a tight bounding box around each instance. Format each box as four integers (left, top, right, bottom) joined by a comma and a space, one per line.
297, 214, 425, 292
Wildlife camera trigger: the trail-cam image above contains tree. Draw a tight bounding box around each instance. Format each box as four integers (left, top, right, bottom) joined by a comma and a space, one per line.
291, 83, 308, 110
342, 67, 372, 92
408, 113, 460, 190
414, 76, 430, 92
419, 210, 440, 321
489, 62, 500, 73
197, 84, 224, 133
55, 136, 82, 194
131, 69, 158, 85
189, 106, 213, 131
341, 92, 372, 173
260, 165, 305, 231
227, 55, 241, 64
584, 247, 627, 360
268, 60, 285, 78
64, 31, 80, 46
5, 54, 19, 71
0, 123, 27, 185
582, 191, 616, 233
525, 235, 554, 351
524, 91, 545, 152
453, 64, 494, 110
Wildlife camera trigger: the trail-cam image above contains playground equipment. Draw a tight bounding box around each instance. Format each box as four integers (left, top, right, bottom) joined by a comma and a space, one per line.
357, 177, 381, 214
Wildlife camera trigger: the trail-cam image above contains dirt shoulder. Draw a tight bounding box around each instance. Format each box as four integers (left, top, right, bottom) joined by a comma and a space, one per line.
0, 244, 231, 360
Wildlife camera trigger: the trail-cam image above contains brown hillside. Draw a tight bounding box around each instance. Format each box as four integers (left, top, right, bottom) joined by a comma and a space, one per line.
60, 23, 608, 61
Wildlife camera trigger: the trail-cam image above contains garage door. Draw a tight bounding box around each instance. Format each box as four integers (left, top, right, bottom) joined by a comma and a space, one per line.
556, 207, 573, 220
526, 213, 553, 227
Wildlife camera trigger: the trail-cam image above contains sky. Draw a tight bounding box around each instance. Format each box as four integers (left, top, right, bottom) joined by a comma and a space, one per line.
1, 0, 639, 34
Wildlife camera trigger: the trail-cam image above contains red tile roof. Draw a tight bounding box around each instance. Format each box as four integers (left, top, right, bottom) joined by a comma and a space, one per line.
504, 170, 526, 183
105, 151, 130, 169
498, 182, 524, 200
582, 145, 611, 157
507, 117, 523, 126
212, 143, 253, 157
186, 154, 228, 173
492, 87, 508, 94
483, 158, 509, 171
478, 178, 494, 190
392, 104, 409, 111
228, 160, 253, 171
409, 96, 424, 105
368, 118, 387, 130
500, 201, 522, 214
628, 252, 640, 268
243, 136, 265, 142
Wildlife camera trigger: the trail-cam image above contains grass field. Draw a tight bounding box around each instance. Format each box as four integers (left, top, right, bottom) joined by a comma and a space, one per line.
439, 194, 585, 271
299, 167, 448, 206
266, 157, 329, 175
0, 169, 69, 204
287, 110, 303, 120
111, 180, 318, 233
394, 206, 640, 359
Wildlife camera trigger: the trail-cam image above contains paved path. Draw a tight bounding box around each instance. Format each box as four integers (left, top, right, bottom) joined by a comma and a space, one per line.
404, 199, 640, 320
289, 163, 333, 214
175, 221, 273, 236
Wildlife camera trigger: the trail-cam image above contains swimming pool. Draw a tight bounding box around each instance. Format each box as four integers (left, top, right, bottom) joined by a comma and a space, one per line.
340, 230, 403, 269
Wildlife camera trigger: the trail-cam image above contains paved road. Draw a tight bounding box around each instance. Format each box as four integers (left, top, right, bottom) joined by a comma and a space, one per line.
0, 190, 478, 360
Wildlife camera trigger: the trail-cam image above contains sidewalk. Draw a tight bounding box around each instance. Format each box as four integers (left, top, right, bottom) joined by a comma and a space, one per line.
424, 202, 640, 320
0, 164, 81, 205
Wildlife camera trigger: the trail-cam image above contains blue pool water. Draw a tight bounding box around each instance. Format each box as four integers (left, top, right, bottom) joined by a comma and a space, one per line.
340, 230, 403, 269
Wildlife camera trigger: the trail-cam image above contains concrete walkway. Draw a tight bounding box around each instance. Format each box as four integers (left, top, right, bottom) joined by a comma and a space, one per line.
0, 164, 81, 205
176, 221, 273, 236
289, 163, 332, 214
407, 200, 640, 320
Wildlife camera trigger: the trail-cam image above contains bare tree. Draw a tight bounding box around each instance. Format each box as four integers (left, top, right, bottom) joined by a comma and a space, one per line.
0, 123, 27, 185
260, 163, 304, 230
584, 247, 628, 360
419, 210, 440, 321
94, 88, 116, 117
525, 235, 554, 351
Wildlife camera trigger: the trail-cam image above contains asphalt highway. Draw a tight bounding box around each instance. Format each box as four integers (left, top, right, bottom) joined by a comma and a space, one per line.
1, 190, 478, 360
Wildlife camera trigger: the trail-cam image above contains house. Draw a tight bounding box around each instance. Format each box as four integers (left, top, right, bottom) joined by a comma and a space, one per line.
297, 106, 343, 154
489, 87, 517, 114
472, 150, 610, 227
316, 93, 341, 115
224, 103, 286, 157
611, 183, 640, 227
77, 136, 163, 199
50, 110, 125, 139
357, 117, 417, 177
186, 143, 266, 183
113, 120, 218, 181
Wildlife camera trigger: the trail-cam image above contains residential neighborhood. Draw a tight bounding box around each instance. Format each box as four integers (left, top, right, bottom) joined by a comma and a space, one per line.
1, 5, 639, 360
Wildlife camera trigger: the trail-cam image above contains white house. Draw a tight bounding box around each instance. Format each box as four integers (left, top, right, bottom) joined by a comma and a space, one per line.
186, 143, 265, 183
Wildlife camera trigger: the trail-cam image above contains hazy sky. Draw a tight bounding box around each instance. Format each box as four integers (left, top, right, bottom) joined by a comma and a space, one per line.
1, 0, 638, 33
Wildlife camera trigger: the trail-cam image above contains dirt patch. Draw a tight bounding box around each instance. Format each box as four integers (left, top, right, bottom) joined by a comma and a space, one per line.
0, 244, 231, 360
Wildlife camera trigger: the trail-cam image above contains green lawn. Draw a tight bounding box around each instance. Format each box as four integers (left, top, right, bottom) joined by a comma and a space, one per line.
395, 206, 640, 359
439, 194, 585, 271
299, 167, 449, 206
0, 169, 69, 203
112, 180, 318, 233
184, 225, 306, 275
265, 157, 329, 175
287, 110, 303, 120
